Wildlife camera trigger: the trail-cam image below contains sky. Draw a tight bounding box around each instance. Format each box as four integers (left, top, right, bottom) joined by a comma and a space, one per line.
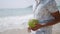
0, 0, 34, 9
0, 0, 60, 9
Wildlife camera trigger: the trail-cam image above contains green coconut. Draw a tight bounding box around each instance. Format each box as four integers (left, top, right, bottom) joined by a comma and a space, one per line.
28, 19, 39, 28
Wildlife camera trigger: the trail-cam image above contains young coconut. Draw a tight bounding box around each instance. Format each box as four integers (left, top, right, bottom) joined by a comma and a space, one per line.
28, 19, 39, 28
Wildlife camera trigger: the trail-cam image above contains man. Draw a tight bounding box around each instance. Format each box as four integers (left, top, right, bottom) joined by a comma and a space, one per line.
28, 0, 60, 34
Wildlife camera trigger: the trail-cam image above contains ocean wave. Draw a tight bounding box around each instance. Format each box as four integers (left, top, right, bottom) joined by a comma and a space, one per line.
0, 14, 34, 32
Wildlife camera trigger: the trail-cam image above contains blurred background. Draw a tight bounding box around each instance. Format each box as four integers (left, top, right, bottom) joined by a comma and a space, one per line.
0, 0, 60, 34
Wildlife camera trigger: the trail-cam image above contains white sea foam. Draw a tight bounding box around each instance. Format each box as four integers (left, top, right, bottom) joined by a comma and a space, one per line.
0, 14, 34, 32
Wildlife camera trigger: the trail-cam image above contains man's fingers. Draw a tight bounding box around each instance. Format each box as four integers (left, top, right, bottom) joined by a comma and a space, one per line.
31, 24, 43, 31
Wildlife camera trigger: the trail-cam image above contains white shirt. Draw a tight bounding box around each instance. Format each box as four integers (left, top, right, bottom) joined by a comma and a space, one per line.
33, 0, 58, 23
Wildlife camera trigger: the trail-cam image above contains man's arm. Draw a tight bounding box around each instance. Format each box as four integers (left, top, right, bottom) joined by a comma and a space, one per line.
28, 11, 60, 31
42, 11, 60, 27
51, 11, 60, 19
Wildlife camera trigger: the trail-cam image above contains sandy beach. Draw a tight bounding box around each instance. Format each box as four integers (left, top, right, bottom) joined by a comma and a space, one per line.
0, 14, 60, 34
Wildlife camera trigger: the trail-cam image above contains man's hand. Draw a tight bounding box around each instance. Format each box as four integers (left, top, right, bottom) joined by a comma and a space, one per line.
29, 24, 43, 31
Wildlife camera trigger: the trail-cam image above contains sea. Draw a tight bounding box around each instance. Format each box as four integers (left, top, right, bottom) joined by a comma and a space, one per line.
0, 6, 60, 17
0, 6, 33, 17
0, 0, 60, 17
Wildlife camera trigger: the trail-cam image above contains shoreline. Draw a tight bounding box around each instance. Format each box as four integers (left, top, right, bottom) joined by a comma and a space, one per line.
0, 14, 34, 32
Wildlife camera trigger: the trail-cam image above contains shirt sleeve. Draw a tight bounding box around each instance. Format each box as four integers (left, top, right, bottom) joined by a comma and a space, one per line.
47, 0, 58, 13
